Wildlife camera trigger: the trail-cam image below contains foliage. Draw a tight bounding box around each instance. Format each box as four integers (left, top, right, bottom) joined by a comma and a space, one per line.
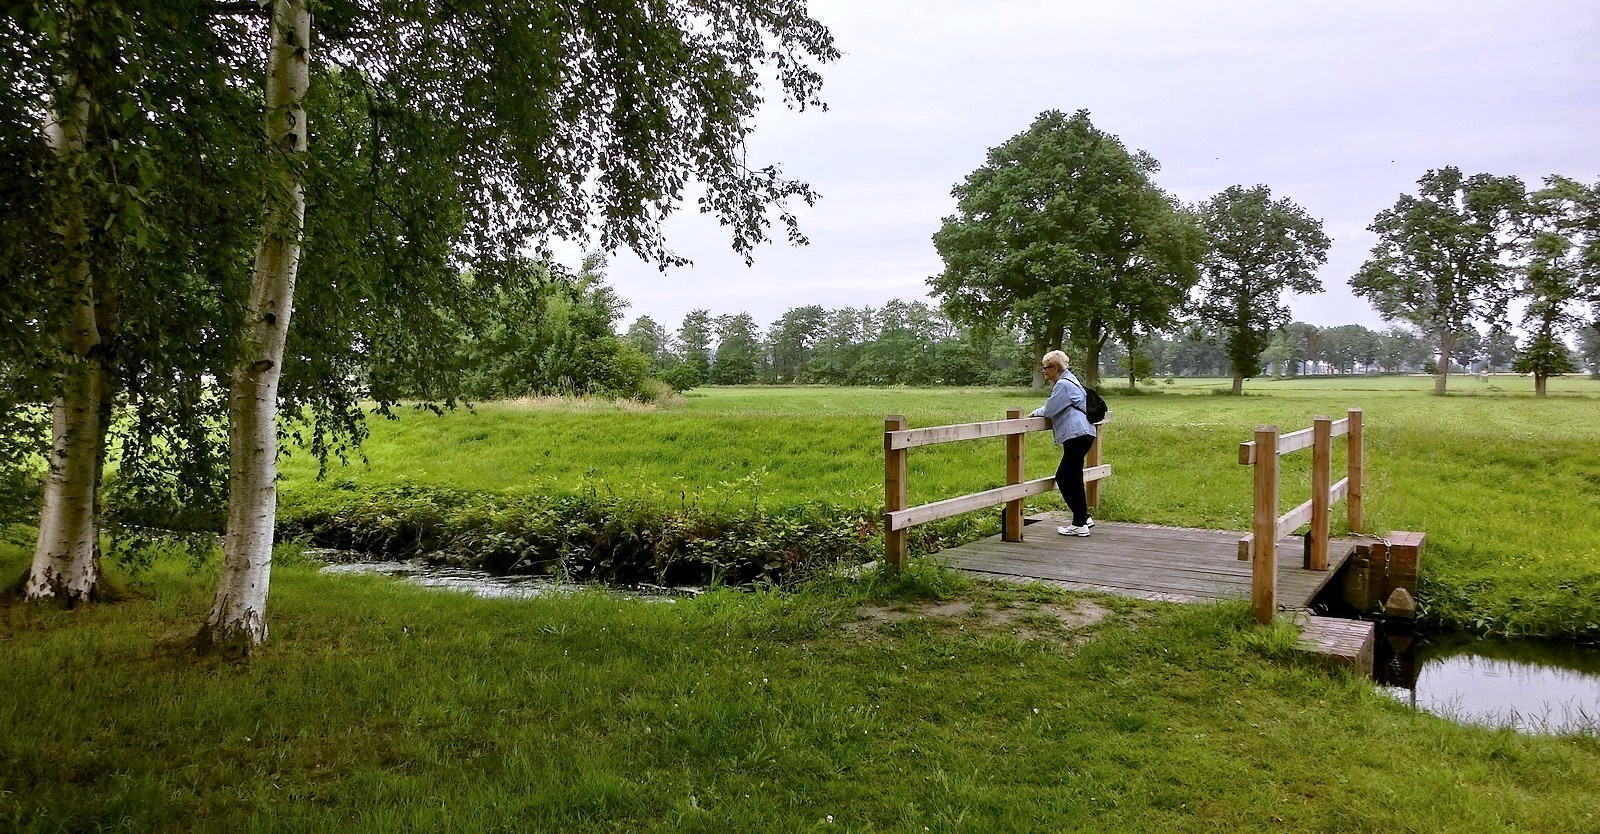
931, 109, 1203, 384
710, 313, 764, 385
1195, 185, 1330, 392
1581, 323, 1600, 378
407, 256, 656, 401
277, 483, 878, 587
1512, 175, 1600, 392
1351, 166, 1526, 393
654, 300, 1026, 387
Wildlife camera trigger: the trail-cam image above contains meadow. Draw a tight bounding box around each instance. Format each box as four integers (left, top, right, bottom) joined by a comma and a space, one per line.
280, 375, 1600, 638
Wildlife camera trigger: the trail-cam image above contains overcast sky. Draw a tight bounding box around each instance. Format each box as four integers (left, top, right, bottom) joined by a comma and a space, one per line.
588, 0, 1599, 336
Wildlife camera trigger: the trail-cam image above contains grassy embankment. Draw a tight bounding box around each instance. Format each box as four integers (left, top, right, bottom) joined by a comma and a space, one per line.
278, 376, 1600, 638
3, 537, 1599, 832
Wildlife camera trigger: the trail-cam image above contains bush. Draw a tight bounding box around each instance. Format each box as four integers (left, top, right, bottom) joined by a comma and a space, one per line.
658, 362, 703, 392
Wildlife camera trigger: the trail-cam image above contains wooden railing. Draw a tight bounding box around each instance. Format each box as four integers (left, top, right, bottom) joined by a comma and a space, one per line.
1236, 408, 1364, 623
883, 409, 1109, 567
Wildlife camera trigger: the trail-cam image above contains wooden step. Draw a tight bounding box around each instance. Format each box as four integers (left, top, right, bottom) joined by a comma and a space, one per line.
1293, 614, 1375, 677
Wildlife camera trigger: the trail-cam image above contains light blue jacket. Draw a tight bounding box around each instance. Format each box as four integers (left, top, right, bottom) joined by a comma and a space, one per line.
1030, 372, 1098, 444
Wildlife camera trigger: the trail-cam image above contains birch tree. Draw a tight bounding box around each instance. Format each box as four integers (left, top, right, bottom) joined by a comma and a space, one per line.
3, 1, 251, 603
197, 0, 310, 650
196, 0, 838, 651
1351, 166, 1525, 395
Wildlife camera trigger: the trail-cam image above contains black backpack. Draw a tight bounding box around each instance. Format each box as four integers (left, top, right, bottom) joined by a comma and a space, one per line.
1072, 384, 1109, 424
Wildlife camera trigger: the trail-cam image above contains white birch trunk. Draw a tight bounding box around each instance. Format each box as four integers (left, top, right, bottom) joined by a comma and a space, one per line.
199, 0, 310, 651
25, 68, 108, 604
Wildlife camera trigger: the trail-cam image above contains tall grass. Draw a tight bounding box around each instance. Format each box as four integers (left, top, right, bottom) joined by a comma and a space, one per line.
3, 542, 1598, 832
276, 377, 1600, 638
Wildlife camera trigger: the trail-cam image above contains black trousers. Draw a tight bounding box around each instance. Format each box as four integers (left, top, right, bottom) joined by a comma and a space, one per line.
1055, 434, 1096, 526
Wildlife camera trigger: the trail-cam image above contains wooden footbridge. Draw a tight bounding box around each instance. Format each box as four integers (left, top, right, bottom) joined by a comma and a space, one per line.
884, 406, 1420, 674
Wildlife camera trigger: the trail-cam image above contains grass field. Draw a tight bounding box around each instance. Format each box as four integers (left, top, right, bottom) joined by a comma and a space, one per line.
279, 375, 1600, 638
6, 374, 1599, 830
3, 540, 1598, 832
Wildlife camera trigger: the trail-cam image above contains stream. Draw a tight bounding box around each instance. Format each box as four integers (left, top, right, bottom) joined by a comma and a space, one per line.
1377, 631, 1600, 735
315, 555, 698, 603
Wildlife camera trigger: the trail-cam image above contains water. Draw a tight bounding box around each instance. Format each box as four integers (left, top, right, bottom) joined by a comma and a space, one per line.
1378, 631, 1600, 735
315, 554, 698, 603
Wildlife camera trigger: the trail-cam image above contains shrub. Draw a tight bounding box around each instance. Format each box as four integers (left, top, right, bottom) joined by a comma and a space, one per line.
276, 483, 882, 587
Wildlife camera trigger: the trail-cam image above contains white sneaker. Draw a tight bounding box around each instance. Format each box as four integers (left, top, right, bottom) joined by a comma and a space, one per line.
1085, 517, 1096, 528
1057, 524, 1091, 537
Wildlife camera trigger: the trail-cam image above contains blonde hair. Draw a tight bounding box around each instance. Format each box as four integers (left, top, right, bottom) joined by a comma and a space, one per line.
1041, 350, 1070, 372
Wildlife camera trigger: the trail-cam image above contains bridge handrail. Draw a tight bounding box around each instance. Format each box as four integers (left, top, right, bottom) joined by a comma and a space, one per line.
883, 409, 1109, 567
1236, 408, 1365, 623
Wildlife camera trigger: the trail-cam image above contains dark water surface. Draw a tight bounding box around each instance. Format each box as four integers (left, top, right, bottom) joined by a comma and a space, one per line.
1378, 632, 1600, 735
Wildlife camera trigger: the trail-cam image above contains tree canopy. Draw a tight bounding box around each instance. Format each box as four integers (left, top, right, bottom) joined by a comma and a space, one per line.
930, 109, 1202, 386
1351, 166, 1525, 395
2, 0, 840, 648
1195, 185, 1330, 394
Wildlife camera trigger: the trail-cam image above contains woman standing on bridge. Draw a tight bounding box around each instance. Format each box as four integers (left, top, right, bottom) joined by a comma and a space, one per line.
1031, 350, 1097, 537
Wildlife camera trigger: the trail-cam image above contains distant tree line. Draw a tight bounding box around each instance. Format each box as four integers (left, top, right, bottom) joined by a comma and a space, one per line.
612, 304, 1533, 390
623, 301, 1033, 388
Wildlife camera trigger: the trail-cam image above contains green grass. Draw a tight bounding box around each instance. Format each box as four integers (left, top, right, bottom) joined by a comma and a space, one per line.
280, 376, 1600, 638
4, 540, 1598, 833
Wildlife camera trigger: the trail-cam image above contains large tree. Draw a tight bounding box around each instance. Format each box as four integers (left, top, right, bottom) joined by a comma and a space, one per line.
1511, 176, 1599, 396
930, 109, 1202, 387
4, 0, 260, 604
1195, 185, 1330, 394
1351, 166, 1525, 395
710, 313, 764, 384
765, 304, 827, 383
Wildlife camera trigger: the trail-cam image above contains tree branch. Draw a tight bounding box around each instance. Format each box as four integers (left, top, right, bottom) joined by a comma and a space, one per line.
213, 1, 269, 17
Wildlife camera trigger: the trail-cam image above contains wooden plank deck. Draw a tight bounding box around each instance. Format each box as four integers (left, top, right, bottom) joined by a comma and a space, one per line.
939, 518, 1354, 607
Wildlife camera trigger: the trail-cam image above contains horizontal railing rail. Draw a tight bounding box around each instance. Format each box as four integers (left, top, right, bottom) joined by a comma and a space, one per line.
883, 409, 1109, 567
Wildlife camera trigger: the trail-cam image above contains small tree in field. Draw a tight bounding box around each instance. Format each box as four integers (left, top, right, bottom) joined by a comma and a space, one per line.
1512, 176, 1599, 396
1352, 166, 1525, 395
1196, 185, 1330, 394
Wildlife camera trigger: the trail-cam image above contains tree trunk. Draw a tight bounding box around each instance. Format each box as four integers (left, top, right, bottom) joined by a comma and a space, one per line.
1031, 341, 1045, 389
1231, 371, 1244, 396
25, 69, 108, 605
1535, 373, 1548, 397
199, 0, 310, 653
1434, 331, 1454, 396
1081, 328, 1105, 387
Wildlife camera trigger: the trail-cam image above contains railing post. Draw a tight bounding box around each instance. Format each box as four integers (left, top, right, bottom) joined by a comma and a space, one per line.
1251, 425, 1279, 624
1003, 408, 1024, 542
1085, 426, 1103, 509
1347, 407, 1364, 532
884, 415, 908, 568
1310, 415, 1332, 571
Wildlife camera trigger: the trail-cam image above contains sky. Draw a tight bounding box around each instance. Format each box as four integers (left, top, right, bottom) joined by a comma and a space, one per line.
585, 0, 1600, 336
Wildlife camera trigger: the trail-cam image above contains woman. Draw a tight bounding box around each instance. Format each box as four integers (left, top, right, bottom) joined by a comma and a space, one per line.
1030, 350, 1097, 536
